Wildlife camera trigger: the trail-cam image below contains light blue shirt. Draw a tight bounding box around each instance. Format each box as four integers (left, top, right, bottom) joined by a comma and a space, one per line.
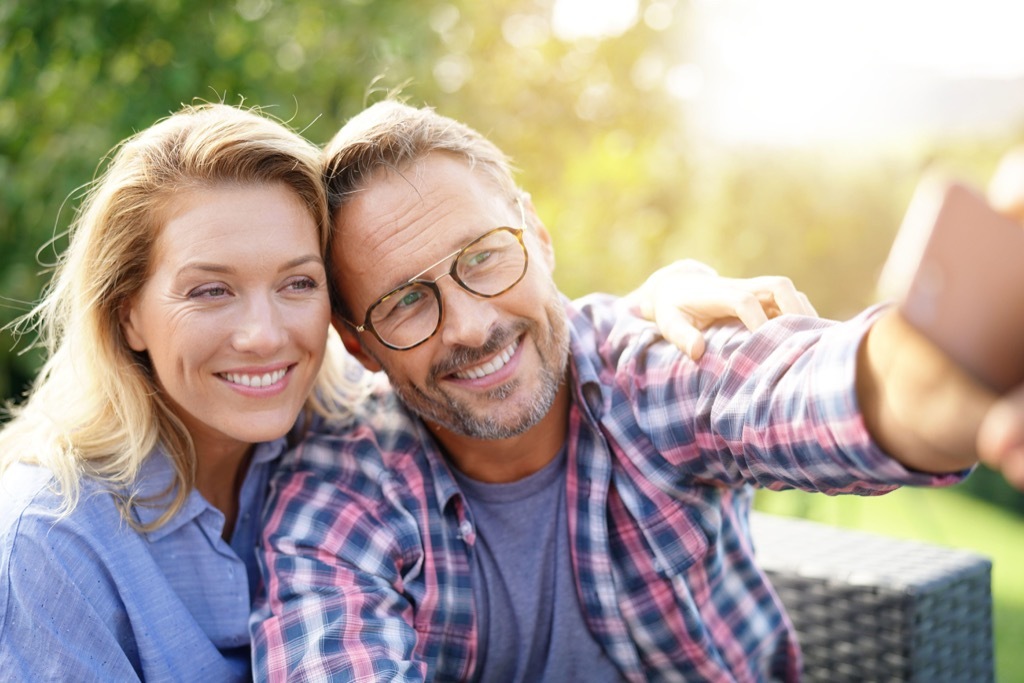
0, 438, 283, 682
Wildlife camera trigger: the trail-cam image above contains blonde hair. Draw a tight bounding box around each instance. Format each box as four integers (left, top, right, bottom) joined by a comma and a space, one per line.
0, 103, 368, 530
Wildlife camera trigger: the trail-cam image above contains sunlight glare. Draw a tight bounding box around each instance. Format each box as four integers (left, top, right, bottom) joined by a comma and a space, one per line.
689, 0, 1024, 146
551, 0, 639, 41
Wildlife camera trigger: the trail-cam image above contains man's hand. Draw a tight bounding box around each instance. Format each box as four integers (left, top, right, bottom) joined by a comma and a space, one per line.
978, 148, 1024, 489
627, 259, 817, 360
865, 147, 1024, 483
978, 386, 1024, 489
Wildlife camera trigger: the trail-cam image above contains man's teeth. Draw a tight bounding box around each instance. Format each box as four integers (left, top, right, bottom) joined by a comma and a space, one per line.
455, 339, 519, 380
222, 368, 287, 388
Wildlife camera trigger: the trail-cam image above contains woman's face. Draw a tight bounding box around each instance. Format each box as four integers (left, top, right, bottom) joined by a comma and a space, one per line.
121, 182, 329, 460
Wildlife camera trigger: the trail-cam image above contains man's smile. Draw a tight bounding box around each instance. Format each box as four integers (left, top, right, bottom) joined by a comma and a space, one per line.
452, 337, 520, 380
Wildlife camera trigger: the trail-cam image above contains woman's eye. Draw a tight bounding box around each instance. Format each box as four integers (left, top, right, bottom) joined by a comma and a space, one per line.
285, 276, 319, 292
188, 284, 230, 299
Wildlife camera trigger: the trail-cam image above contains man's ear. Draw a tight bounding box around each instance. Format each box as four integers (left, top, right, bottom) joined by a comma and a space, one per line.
522, 193, 555, 270
120, 299, 148, 352
332, 315, 383, 372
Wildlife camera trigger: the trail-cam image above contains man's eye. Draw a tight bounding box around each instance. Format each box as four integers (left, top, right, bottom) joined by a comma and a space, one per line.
396, 289, 425, 309
464, 250, 492, 268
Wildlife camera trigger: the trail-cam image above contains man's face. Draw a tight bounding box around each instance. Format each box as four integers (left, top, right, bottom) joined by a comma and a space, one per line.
332, 152, 570, 440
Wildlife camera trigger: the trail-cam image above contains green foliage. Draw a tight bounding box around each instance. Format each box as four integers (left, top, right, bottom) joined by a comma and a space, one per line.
3, 0, 1023, 676
4, 0, 1016, 399
0, 0, 692, 400
0, 0, 445, 400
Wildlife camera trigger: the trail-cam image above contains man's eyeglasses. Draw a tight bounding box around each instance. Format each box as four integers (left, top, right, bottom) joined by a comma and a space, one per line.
341, 200, 529, 351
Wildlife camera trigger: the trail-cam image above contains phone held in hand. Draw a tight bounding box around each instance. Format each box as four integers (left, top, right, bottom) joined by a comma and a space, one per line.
878, 175, 1024, 393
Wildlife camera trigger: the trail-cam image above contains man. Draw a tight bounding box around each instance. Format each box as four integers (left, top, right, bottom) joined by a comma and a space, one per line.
252, 101, 992, 681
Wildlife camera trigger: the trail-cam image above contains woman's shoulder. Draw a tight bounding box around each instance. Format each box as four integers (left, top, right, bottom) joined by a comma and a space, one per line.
0, 462, 128, 552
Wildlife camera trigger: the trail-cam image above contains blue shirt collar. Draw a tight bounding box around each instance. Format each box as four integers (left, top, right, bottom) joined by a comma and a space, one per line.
132, 437, 286, 541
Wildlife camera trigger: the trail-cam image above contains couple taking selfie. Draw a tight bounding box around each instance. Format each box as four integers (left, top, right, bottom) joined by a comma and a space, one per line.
1, 98, 1021, 682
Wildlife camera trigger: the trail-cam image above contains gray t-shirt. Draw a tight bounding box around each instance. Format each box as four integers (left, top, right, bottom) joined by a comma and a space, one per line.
454, 449, 626, 683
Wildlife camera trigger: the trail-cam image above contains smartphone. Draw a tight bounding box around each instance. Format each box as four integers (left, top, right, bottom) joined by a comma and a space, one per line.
877, 175, 1024, 393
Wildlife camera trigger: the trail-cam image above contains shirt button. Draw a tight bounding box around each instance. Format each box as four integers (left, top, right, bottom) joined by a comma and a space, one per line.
458, 520, 473, 539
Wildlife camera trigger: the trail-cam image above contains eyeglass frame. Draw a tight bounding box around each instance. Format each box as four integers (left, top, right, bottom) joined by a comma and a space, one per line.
339, 198, 529, 351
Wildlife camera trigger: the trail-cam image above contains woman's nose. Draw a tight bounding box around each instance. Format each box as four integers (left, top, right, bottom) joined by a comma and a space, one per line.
232, 297, 288, 354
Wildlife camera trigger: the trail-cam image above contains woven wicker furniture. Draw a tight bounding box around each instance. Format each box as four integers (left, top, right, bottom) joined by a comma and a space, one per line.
750, 512, 994, 682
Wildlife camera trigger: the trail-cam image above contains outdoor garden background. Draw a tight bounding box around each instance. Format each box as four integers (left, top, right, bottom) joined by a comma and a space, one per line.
2, 1, 1022, 678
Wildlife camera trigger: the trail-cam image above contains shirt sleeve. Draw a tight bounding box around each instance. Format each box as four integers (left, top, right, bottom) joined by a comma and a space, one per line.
252, 462, 428, 683
0, 512, 142, 682
595, 302, 968, 494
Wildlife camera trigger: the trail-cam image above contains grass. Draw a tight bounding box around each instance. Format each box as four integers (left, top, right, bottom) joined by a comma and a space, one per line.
754, 485, 1024, 682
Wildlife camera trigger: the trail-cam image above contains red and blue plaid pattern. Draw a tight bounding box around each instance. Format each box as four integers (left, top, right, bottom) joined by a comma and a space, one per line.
253, 295, 964, 682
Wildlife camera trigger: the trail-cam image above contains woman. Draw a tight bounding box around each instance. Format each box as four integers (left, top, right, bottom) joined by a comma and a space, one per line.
0, 103, 366, 681
0, 102, 813, 681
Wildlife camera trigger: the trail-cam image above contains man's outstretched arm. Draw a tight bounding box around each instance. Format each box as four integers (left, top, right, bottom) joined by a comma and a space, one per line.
856, 308, 994, 474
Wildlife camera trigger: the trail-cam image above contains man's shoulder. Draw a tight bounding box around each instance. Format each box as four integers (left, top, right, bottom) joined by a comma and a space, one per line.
565, 292, 711, 379
267, 392, 439, 551
283, 384, 432, 490
567, 292, 841, 365
565, 293, 653, 356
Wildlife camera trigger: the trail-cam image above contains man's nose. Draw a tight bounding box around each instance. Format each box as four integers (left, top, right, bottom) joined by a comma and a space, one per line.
437, 277, 497, 349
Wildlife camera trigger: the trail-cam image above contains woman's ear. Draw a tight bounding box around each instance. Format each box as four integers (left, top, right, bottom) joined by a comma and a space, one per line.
120, 299, 148, 352
332, 316, 383, 372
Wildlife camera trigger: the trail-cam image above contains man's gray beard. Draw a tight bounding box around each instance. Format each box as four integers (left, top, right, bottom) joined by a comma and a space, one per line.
386, 304, 571, 440
396, 358, 566, 440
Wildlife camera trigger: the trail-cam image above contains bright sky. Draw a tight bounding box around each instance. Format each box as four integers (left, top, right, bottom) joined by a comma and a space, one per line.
552, 0, 1024, 146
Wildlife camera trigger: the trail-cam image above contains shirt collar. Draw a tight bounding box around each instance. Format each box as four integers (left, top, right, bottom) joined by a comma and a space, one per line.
131, 437, 287, 541
564, 295, 608, 422
403, 405, 468, 515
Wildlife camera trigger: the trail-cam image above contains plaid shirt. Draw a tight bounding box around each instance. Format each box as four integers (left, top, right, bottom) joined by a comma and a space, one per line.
253, 294, 963, 682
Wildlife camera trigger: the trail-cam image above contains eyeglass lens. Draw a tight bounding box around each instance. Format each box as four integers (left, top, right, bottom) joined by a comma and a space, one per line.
369, 227, 526, 348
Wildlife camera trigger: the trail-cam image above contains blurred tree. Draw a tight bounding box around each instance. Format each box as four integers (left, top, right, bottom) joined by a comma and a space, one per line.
0, 0, 1018, 404
0, 0, 447, 402
0, 0, 697, 403
4, 6, 1021, 675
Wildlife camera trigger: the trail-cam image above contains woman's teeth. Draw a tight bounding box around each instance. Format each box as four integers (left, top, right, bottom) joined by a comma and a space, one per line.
455, 339, 519, 380
222, 368, 286, 388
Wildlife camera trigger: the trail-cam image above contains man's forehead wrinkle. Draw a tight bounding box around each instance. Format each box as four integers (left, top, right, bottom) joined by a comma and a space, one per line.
337, 153, 508, 298
340, 189, 459, 296
376, 161, 426, 203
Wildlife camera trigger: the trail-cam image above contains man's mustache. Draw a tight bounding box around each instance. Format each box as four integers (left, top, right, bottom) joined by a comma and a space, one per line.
431, 323, 527, 377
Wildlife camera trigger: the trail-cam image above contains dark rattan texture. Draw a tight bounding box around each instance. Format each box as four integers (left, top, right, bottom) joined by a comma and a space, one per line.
750, 512, 993, 683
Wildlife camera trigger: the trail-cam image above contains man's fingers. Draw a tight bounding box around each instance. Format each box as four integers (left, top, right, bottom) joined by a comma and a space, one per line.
730, 293, 771, 331
739, 275, 817, 318
796, 292, 818, 317
654, 304, 707, 359
1003, 453, 1024, 491
977, 388, 1024, 491
987, 147, 1024, 223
